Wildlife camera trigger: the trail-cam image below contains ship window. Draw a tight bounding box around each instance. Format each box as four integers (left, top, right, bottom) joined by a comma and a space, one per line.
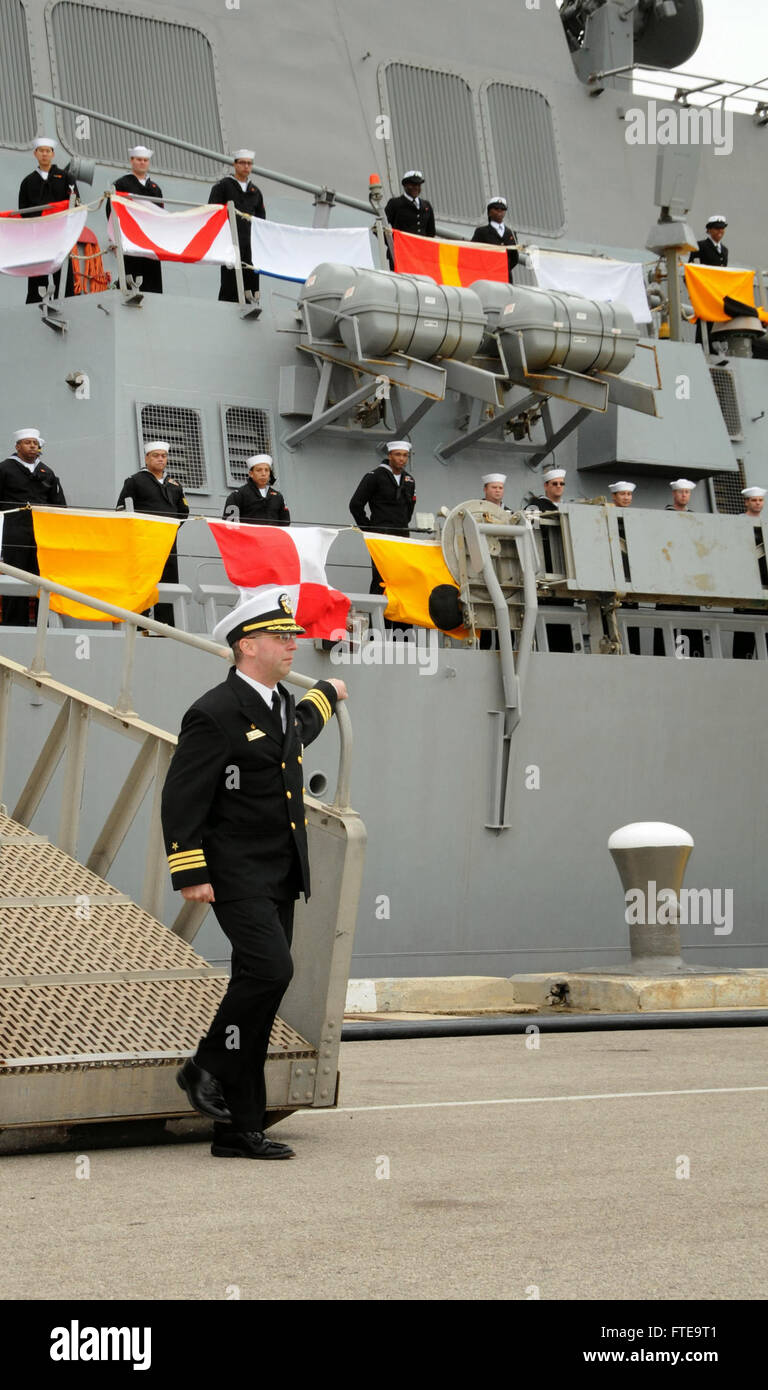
709, 367, 743, 441
221, 405, 274, 488
0, 2, 37, 148
136, 405, 208, 492
711, 459, 746, 515
48, 2, 224, 178
481, 83, 566, 237
379, 63, 485, 224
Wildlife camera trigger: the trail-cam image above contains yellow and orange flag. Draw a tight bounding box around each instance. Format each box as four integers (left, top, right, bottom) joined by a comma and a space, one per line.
684, 264, 768, 324
363, 533, 468, 637
31, 508, 180, 621
392, 229, 508, 287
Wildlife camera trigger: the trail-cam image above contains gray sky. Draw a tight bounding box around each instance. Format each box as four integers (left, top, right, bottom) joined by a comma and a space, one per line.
682, 0, 768, 87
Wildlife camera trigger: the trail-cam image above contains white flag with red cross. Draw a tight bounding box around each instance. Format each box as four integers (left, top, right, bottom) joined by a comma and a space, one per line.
207, 521, 350, 639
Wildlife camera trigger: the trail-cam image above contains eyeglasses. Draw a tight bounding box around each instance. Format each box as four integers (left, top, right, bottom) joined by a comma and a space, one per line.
270, 633, 296, 644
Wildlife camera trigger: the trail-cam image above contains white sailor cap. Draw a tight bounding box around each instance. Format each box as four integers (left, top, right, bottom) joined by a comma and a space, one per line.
402, 170, 424, 183
247, 454, 273, 468
482, 473, 506, 485
233, 149, 255, 161
128, 145, 153, 159
706, 214, 728, 227
670, 477, 696, 489
386, 439, 412, 452
543, 468, 566, 482
32, 137, 56, 151
14, 427, 43, 444
741, 486, 767, 498
487, 196, 508, 209
144, 440, 170, 453
609, 481, 636, 493
212, 587, 305, 646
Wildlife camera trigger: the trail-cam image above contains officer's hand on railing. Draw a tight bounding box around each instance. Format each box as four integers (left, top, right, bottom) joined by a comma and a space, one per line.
328, 679, 348, 701
181, 883, 216, 902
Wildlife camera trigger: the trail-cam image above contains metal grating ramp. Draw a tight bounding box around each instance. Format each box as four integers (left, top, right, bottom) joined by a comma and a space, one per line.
0, 812, 315, 1128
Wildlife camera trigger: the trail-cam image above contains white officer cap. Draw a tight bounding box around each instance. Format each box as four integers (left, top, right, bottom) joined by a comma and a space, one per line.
247, 454, 272, 468
386, 440, 412, 452
543, 468, 566, 481
670, 478, 696, 489
14, 427, 44, 444
706, 214, 728, 227
233, 149, 255, 161
32, 137, 56, 151
144, 440, 170, 453
609, 481, 636, 493
402, 170, 424, 183
482, 473, 506, 485
128, 145, 153, 158
742, 487, 767, 498
212, 587, 305, 646
487, 196, 508, 209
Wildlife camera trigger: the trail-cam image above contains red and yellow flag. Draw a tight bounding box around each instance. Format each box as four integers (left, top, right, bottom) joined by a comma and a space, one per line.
363, 533, 468, 637
684, 264, 768, 324
32, 508, 180, 621
392, 229, 508, 286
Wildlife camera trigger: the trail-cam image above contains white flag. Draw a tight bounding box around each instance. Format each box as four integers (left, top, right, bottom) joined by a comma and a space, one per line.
250, 218, 375, 282
0, 205, 88, 278
529, 247, 651, 325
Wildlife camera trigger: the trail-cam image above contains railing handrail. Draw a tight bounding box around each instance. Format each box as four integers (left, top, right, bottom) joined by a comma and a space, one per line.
0, 557, 353, 811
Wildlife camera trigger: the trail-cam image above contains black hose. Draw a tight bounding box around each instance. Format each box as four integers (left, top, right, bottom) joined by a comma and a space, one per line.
342, 1009, 768, 1040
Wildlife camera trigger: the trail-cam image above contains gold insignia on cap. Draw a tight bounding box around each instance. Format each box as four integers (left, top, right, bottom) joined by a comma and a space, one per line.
279, 593, 293, 616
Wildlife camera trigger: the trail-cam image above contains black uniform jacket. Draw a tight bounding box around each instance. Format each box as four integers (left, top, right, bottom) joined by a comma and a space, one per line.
689, 237, 729, 268
471, 222, 519, 279
109, 175, 165, 292
161, 669, 339, 902
116, 470, 189, 520
209, 176, 266, 257
112, 173, 163, 205
349, 465, 416, 532
0, 455, 67, 561
524, 495, 559, 513
18, 166, 78, 212
384, 194, 436, 238
223, 479, 290, 524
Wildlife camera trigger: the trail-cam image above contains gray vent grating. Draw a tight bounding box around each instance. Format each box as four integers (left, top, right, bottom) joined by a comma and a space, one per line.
382, 63, 485, 223
709, 367, 743, 440
222, 406, 273, 487
49, 1, 224, 178
483, 84, 565, 237
711, 459, 746, 515
137, 405, 207, 492
0, 2, 37, 148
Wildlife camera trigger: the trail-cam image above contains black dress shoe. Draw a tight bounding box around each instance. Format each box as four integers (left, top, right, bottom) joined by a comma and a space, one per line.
211, 1129, 295, 1160
176, 1058, 232, 1123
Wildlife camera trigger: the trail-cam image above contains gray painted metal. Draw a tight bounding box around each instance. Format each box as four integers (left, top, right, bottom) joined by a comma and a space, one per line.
481, 83, 566, 236
0, 0, 37, 148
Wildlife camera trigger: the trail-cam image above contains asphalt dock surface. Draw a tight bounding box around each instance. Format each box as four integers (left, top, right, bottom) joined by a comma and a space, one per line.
3, 1027, 766, 1301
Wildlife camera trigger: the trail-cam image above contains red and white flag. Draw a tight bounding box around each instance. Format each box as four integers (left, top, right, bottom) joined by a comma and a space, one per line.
207, 522, 350, 639
108, 195, 237, 266
0, 203, 88, 277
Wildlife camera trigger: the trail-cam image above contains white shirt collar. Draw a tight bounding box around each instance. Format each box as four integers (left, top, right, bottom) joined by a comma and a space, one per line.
236, 670, 284, 726
13, 452, 38, 471
258, 485, 269, 497
38, 169, 49, 180
136, 175, 148, 186
382, 462, 405, 482
143, 467, 167, 482
403, 192, 420, 207
236, 179, 248, 192
492, 221, 506, 236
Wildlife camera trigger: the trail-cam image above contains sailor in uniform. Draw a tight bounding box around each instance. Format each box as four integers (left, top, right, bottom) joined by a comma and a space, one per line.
689, 214, 729, 268
349, 440, 417, 603
666, 478, 696, 512
524, 467, 566, 513
209, 148, 266, 302
734, 488, 768, 657
609, 482, 636, 508
471, 197, 519, 282
223, 454, 290, 524
741, 486, 766, 518
481, 472, 511, 511
0, 427, 67, 626
116, 441, 189, 626
161, 589, 347, 1159
18, 138, 79, 303
524, 469, 573, 651
110, 146, 164, 294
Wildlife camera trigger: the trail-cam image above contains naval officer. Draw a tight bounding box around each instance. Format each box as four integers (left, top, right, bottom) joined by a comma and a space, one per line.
18, 138, 79, 303
209, 148, 266, 302
689, 214, 729, 268
116, 441, 189, 626
110, 145, 164, 294
0, 427, 67, 627
161, 589, 347, 1159
471, 197, 519, 282
223, 454, 290, 525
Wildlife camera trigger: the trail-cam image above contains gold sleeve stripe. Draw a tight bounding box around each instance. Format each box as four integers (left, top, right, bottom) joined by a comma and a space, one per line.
168, 851, 208, 868
299, 689, 332, 723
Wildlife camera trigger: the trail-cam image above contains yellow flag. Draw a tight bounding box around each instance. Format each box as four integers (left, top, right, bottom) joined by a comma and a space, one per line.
363, 533, 468, 637
32, 508, 180, 621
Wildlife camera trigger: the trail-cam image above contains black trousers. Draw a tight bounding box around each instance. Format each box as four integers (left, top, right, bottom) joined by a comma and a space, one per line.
25, 261, 75, 304
218, 265, 260, 302
195, 896, 295, 1132
0, 540, 39, 626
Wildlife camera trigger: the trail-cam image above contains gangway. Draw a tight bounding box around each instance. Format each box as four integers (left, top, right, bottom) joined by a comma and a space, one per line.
0, 565, 365, 1150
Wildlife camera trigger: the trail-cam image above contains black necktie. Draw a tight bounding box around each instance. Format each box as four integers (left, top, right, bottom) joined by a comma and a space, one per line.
271, 691, 281, 727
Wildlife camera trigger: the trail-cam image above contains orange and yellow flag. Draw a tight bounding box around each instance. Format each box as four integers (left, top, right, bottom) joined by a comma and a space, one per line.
684, 264, 768, 324
363, 533, 468, 637
32, 508, 180, 621
392, 229, 508, 286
